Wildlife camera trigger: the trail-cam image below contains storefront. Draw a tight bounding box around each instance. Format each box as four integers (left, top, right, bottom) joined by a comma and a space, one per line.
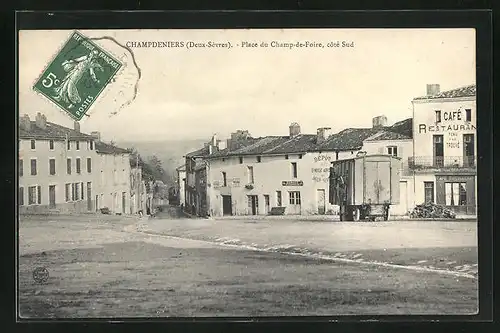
435, 173, 476, 215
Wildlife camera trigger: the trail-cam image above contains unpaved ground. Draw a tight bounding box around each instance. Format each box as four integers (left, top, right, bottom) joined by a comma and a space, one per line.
18, 214, 479, 318
142, 216, 478, 276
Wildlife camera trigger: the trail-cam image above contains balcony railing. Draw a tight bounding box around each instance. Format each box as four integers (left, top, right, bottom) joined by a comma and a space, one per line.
408, 156, 476, 170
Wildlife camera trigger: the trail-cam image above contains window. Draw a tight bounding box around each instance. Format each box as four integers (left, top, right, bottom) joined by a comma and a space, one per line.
257, 156, 261, 163
387, 146, 398, 157
87, 158, 92, 173
49, 140, 54, 150
67, 140, 71, 150
465, 109, 472, 122
239, 157, 243, 164
445, 182, 467, 206
30, 140, 35, 149
435, 110, 442, 123
71, 183, 76, 201
291, 162, 298, 178
37, 186, 41, 204
49, 159, 56, 175
248, 166, 254, 184
19, 159, 23, 177
75, 183, 80, 201
76, 158, 81, 174
30, 159, 37, 175
285, 155, 289, 160
90, 141, 94, 150
67, 158, 72, 174
81, 182, 84, 200
276, 191, 282, 207
19, 187, 24, 206
76, 141, 80, 150
28, 186, 36, 205
424, 182, 434, 204
289, 191, 301, 205
222, 172, 227, 187
65, 184, 71, 202
298, 154, 303, 159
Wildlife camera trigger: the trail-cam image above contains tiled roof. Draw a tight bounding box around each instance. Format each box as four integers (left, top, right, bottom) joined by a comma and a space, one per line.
190, 117, 413, 159
19, 121, 94, 140
185, 145, 210, 158
365, 131, 411, 141
95, 141, 129, 155
413, 84, 476, 100
365, 118, 413, 141
315, 128, 381, 151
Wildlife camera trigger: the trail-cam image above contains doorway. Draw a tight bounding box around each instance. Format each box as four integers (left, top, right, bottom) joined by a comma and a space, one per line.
463, 134, 475, 167
288, 191, 302, 215
49, 185, 56, 209
122, 192, 126, 214
317, 189, 325, 215
222, 195, 232, 216
433, 135, 444, 167
86, 182, 92, 211
247, 195, 259, 215
264, 195, 270, 214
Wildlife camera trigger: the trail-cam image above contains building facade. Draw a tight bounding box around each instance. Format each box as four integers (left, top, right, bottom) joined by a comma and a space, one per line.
188, 118, 412, 217
94, 137, 132, 215
176, 164, 186, 207
410, 84, 477, 215
18, 113, 99, 214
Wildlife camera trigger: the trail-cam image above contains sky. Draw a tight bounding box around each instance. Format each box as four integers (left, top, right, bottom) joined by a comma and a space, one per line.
18, 28, 476, 143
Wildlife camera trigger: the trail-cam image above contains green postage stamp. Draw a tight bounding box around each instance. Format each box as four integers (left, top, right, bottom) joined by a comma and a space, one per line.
33, 31, 122, 121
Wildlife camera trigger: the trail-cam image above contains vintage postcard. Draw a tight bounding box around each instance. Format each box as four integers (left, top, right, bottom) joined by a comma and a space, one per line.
18, 28, 478, 318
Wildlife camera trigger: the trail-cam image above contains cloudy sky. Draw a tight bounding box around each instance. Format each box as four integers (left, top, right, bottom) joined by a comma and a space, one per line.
18, 28, 475, 142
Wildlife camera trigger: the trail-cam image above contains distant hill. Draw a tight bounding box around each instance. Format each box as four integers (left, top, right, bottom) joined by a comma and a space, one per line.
117, 139, 207, 186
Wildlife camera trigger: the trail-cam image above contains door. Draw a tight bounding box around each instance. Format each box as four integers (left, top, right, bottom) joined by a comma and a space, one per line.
247, 195, 258, 215
222, 195, 232, 216
317, 189, 326, 215
122, 192, 126, 214
364, 161, 391, 204
463, 134, 475, 167
264, 195, 270, 214
433, 135, 444, 167
49, 185, 56, 209
86, 182, 92, 211
288, 191, 302, 215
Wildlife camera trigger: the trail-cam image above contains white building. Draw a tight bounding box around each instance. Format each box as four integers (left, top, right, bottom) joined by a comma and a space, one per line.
18, 113, 99, 214
93, 135, 132, 215
187, 118, 412, 217
410, 84, 477, 215
176, 164, 186, 207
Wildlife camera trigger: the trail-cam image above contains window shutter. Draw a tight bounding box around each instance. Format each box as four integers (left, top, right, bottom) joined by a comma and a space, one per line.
398, 146, 403, 158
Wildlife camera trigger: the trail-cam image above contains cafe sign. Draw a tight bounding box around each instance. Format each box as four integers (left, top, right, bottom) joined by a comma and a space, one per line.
282, 180, 304, 186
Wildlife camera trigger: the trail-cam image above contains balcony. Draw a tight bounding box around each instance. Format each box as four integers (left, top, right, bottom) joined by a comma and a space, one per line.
408, 156, 476, 171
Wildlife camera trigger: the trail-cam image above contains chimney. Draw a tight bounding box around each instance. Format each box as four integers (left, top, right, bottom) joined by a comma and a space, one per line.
208, 145, 213, 155
426, 84, 441, 96
74, 121, 80, 132
372, 115, 388, 129
316, 127, 332, 144
35, 112, 47, 130
289, 122, 301, 138
91, 131, 101, 141
20, 114, 31, 131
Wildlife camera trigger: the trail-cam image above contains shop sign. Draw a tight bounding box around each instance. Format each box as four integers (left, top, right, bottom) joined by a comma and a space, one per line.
282, 180, 304, 186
